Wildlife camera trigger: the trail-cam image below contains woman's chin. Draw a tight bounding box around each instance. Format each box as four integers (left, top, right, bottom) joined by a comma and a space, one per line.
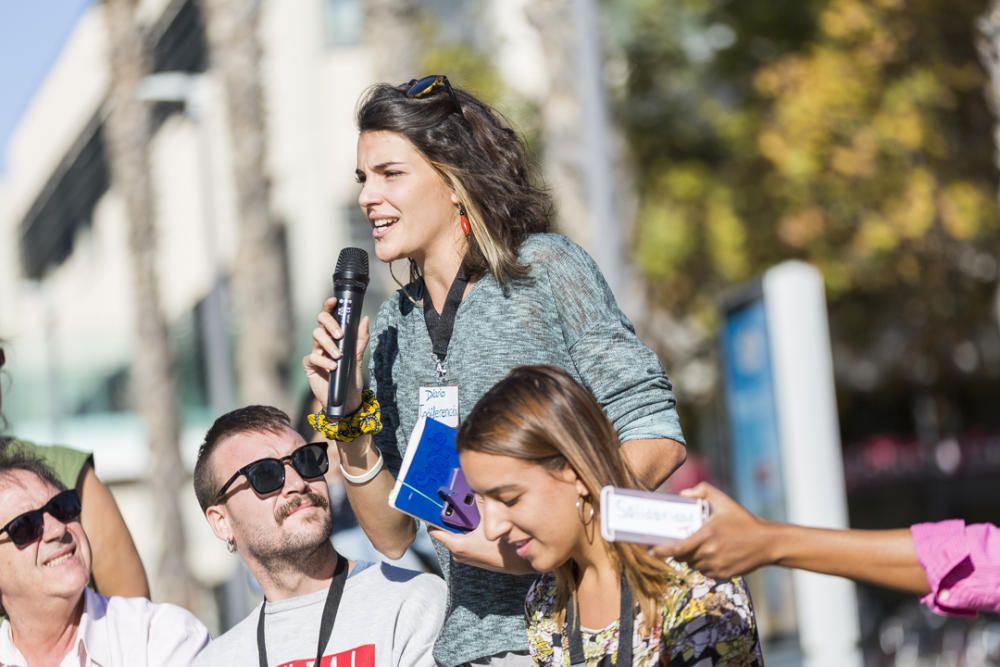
525, 551, 567, 574
372, 244, 403, 265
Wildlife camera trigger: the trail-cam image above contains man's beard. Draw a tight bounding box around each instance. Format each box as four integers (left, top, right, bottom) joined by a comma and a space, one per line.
242, 490, 334, 567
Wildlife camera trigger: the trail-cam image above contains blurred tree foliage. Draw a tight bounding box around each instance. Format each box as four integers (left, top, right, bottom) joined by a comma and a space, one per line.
416, 6, 543, 151
608, 0, 1000, 396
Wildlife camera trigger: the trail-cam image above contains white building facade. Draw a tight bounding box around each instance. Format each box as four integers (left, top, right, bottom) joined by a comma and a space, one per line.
0, 0, 552, 607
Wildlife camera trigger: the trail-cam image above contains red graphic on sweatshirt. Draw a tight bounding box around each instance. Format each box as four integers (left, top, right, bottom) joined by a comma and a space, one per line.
277, 644, 375, 667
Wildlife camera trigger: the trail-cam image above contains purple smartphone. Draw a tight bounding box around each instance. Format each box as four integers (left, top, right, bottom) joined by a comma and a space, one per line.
438, 467, 481, 531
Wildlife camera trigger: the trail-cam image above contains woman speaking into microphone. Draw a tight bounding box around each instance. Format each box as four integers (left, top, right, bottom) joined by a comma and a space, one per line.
303, 75, 686, 667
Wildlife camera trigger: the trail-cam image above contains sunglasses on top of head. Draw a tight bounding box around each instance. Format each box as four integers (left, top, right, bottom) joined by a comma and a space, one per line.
0, 489, 82, 548
400, 74, 463, 116
215, 442, 329, 502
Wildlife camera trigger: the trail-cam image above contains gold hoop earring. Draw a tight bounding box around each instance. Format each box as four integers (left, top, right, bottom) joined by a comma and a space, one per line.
576, 496, 595, 526
576, 496, 596, 544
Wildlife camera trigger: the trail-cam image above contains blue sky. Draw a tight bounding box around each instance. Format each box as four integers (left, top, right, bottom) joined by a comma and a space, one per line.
0, 0, 93, 174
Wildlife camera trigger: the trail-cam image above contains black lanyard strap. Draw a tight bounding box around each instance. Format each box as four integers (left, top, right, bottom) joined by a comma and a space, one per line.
567, 573, 634, 667
422, 268, 468, 369
257, 552, 348, 667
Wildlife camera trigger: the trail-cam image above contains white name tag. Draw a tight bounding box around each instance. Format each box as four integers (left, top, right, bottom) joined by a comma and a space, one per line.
418, 385, 460, 427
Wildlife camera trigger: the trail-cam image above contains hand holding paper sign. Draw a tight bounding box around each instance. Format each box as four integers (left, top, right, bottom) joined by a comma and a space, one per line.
649, 483, 775, 579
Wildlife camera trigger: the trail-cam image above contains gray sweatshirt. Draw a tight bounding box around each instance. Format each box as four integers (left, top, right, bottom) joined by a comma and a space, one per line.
193, 561, 445, 667
368, 233, 685, 667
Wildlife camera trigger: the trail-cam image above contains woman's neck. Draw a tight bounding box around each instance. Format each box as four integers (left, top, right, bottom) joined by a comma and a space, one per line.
9, 595, 83, 665
572, 538, 622, 629
418, 247, 467, 313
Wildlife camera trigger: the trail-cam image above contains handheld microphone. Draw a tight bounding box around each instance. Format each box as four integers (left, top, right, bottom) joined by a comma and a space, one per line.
326, 247, 369, 418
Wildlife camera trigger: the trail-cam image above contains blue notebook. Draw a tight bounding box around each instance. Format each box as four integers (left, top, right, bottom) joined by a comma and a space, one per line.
388, 416, 465, 533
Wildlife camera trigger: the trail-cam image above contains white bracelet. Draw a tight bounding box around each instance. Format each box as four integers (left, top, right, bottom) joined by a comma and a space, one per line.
339, 449, 384, 485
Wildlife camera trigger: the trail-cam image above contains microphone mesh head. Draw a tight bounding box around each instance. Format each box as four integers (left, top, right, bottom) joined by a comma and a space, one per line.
335, 247, 369, 281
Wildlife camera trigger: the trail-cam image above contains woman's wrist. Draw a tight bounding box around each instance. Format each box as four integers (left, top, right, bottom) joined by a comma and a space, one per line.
308, 389, 382, 442
768, 521, 808, 569
342, 387, 363, 415
336, 436, 376, 470
339, 448, 384, 484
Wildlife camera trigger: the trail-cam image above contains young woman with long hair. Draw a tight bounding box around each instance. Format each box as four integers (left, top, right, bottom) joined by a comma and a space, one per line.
304, 76, 687, 666
457, 365, 763, 666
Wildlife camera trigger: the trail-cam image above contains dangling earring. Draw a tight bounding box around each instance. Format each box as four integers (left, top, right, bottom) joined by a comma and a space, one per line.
576, 496, 595, 526
458, 204, 472, 237
576, 496, 596, 544
226, 538, 237, 553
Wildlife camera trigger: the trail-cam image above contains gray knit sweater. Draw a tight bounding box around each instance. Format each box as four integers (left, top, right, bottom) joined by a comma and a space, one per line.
368, 233, 685, 667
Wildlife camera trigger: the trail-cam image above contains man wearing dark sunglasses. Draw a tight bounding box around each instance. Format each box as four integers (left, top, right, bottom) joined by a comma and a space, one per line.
0, 344, 150, 601
192, 404, 444, 667
0, 450, 209, 665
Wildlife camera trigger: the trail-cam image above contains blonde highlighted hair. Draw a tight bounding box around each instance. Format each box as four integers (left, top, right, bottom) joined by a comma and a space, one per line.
456, 365, 688, 633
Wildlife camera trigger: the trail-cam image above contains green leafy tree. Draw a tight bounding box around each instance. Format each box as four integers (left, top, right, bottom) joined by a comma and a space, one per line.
610, 0, 1000, 399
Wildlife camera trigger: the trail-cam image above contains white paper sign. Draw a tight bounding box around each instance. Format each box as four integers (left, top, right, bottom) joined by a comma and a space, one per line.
600, 486, 707, 544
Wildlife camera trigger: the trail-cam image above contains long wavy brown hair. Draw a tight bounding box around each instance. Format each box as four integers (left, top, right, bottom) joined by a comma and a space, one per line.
456, 365, 688, 633
356, 80, 552, 286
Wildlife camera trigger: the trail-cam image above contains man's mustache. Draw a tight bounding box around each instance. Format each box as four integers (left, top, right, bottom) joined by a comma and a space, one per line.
275, 491, 329, 524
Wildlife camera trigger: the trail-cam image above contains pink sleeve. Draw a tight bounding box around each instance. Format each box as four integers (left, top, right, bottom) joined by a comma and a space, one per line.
911, 520, 1000, 616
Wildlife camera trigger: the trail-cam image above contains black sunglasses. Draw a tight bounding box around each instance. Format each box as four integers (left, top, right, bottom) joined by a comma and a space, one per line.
401, 74, 463, 116
216, 442, 329, 501
0, 489, 82, 548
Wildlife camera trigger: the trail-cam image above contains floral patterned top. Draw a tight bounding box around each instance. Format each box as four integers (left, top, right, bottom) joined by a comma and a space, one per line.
524, 561, 764, 666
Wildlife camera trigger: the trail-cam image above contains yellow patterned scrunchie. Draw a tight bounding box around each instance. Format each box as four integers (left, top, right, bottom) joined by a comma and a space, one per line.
308, 389, 382, 442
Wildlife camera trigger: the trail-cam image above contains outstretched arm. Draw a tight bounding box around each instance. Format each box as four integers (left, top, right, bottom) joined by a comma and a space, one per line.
652, 482, 929, 595
79, 465, 150, 598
